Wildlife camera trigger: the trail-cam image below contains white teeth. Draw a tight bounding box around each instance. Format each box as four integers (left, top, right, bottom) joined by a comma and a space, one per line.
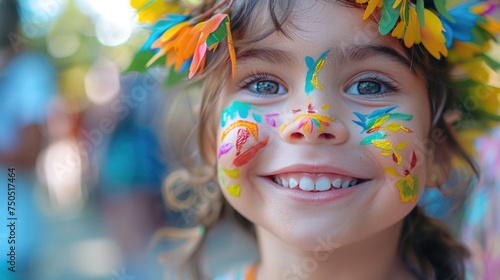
316, 178, 331, 191
273, 176, 360, 191
282, 179, 289, 188
341, 180, 350, 188
332, 179, 342, 189
299, 177, 314, 191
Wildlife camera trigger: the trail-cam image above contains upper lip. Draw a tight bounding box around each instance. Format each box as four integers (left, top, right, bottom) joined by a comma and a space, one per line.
262, 164, 369, 179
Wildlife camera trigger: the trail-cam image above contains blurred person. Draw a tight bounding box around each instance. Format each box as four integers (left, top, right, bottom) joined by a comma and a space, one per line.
86, 71, 171, 279
0, 0, 56, 278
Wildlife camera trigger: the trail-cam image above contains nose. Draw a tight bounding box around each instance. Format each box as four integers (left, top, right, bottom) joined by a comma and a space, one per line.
280, 114, 349, 144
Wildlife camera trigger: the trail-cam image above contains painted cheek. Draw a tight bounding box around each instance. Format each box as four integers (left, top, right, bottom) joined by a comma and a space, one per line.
217, 101, 279, 197
352, 106, 420, 203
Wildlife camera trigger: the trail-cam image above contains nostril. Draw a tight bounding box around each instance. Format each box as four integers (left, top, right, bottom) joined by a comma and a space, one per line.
319, 133, 335, 139
291, 132, 304, 139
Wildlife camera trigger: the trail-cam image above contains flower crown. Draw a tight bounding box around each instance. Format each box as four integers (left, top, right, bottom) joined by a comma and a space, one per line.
127, 0, 500, 134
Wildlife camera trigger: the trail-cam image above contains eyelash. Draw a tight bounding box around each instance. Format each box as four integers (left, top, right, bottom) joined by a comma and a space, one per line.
345, 73, 401, 98
238, 72, 287, 97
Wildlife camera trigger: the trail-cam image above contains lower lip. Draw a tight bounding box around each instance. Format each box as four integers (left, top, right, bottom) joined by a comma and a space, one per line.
266, 178, 367, 203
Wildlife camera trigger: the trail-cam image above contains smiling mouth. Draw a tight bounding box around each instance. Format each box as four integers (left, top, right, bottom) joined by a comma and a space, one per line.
269, 174, 368, 192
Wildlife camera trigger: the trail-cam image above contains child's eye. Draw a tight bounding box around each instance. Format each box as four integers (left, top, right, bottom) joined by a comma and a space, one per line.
239, 73, 287, 97
345, 74, 400, 97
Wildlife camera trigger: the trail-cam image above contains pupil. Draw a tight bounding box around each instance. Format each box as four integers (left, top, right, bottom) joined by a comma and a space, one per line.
358, 81, 381, 94
256, 81, 278, 94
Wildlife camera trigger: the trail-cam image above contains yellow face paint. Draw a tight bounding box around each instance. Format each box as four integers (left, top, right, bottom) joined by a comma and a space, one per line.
304, 50, 330, 94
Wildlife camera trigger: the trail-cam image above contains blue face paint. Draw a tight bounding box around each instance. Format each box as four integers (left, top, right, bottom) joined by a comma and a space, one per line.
305, 50, 330, 94
220, 101, 253, 127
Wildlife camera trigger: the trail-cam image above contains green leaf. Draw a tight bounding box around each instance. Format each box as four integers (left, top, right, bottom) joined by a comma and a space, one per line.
396, 175, 419, 203
416, 0, 425, 28
379, 0, 400, 35
206, 17, 228, 48
403, 3, 410, 24
164, 67, 187, 87
433, 0, 455, 23
481, 54, 500, 70
124, 50, 166, 74
472, 28, 487, 46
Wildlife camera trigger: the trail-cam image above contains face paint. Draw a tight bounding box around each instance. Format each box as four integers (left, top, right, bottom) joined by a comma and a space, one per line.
233, 137, 269, 167
218, 143, 234, 158
353, 107, 413, 164
353, 106, 413, 134
220, 120, 258, 142
321, 104, 331, 110
220, 101, 253, 127
235, 128, 251, 156
292, 109, 302, 113
305, 50, 330, 94
218, 165, 226, 187
252, 113, 262, 123
354, 107, 418, 203
218, 101, 277, 198
223, 168, 240, 179
226, 184, 241, 197
384, 151, 419, 203
281, 99, 333, 134
307, 98, 317, 113
265, 113, 280, 127
371, 140, 408, 165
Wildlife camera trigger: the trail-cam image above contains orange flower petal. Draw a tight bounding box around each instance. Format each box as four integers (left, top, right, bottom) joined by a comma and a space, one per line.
226, 20, 236, 78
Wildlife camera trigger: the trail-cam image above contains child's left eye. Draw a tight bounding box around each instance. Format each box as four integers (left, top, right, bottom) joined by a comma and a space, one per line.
345, 74, 400, 97
240, 73, 287, 97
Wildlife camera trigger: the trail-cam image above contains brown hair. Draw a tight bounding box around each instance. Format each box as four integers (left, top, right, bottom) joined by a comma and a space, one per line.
161, 0, 474, 279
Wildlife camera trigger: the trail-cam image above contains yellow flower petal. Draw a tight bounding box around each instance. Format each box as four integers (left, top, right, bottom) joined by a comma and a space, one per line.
132, 0, 181, 24
420, 9, 447, 59
362, 0, 383, 20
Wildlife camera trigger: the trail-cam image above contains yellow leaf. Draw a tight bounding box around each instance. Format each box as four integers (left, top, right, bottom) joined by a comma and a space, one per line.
223, 168, 240, 179
226, 184, 241, 197
384, 167, 400, 177
394, 142, 408, 151
385, 123, 402, 132
372, 115, 390, 128
381, 151, 392, 157
372, 139, 393, 150
394, 152, 402, 165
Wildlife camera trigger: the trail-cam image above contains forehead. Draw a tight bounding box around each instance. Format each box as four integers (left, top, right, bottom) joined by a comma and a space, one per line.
238, 0, 407, 62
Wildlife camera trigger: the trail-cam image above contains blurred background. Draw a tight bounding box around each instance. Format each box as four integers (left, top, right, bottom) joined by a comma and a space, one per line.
0, 0, 498, 279
0, 0, 260, 279
0, 0, 175, 279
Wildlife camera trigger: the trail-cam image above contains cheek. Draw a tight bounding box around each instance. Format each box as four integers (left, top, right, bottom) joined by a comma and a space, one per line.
352, 106, 427, 203
216, 101, 279, 197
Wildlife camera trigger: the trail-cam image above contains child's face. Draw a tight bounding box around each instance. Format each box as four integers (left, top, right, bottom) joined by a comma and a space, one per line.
214, 1, 431, 249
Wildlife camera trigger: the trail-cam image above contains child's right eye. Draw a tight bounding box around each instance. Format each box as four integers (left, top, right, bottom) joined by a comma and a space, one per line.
239, 73, 288, 97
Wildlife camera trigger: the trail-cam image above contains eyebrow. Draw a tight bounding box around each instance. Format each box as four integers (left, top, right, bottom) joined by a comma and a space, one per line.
336, 44, 417, 75
236, 44, 417, 75
236, 47, 298, 66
